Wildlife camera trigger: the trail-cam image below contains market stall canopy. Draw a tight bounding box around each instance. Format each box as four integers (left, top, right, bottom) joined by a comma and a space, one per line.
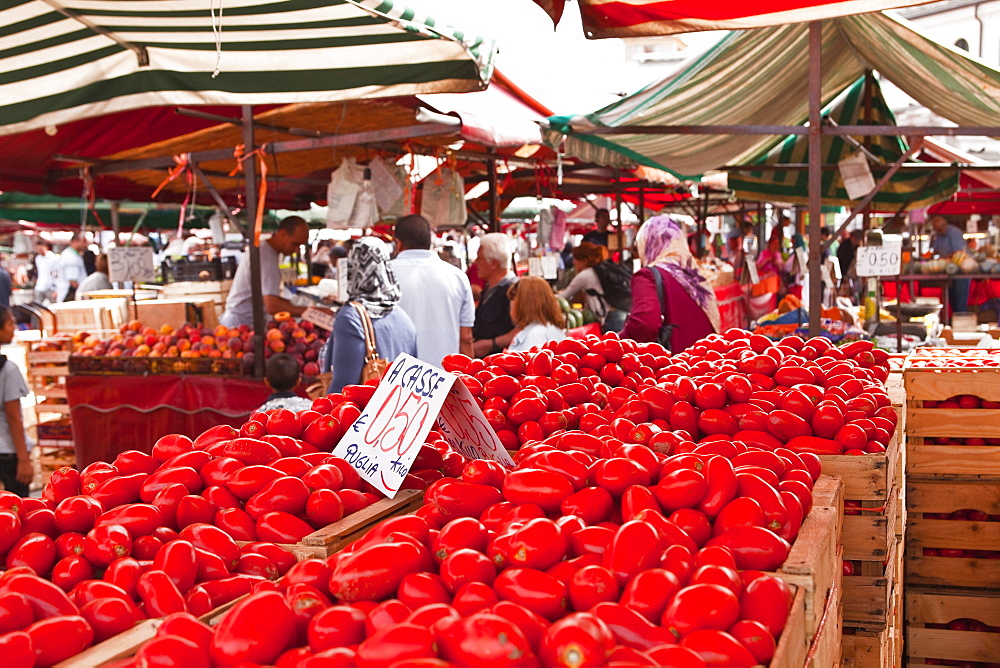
0, 192, 211, 229
542, 12, 1000, 179
728, 77, 959, 210
45, 72, 554, 210
531, 0, 937, 37
0, 0, 496, 137
922, 138, 1000, 216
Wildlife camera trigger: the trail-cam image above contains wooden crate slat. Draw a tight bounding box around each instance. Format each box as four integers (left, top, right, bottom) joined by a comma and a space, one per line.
841, 578, 904, 668
804, 580, 842, 668
907, 517, 1000, 551
904, 554, 1000, 589
53, 619, 161, 668
28, 350, 71, 364
908, 479, 1000, 515
907, 628, 1000, 663
771, 586, 808, 668
905, 366, 1000, 402
842, 484, 898, 561
300, 490, 424, 547
843, 538, 899, 627
819, 430, 900, 500
906, 587, 1000, 626
907, 442, 1000, 480
906, 407, 1000, 438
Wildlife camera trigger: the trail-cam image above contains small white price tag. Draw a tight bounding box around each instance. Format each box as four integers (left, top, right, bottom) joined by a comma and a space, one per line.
436, 380, 515, 468
528, 257, 544, 277
542, 255, 559, 280
109, 247, 155, 283
745, 258, 760, 285
301, 307, 335, 331
856, 242, 902, 277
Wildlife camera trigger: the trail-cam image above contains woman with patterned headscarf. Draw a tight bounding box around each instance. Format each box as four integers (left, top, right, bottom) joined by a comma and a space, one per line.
325, 237, 417, 393
622, 215, 720, 352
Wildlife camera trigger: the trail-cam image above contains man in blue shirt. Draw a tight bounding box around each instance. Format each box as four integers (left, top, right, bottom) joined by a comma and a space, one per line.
930, 215, 970, 314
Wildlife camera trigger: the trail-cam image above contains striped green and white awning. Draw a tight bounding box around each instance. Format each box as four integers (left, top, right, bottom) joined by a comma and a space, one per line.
544, 11, 1000, 179
0, 0, 496, 137
728, 77, 959, 210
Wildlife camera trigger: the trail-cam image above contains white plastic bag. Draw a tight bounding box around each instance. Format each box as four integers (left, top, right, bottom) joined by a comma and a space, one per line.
326, 157, 363, 228
348, 169, 379, 229
369, 156, 407, 215
420, 166, 465, 228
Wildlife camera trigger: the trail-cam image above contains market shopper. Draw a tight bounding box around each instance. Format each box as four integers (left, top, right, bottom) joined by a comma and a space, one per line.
390, 214, 475, 366
324, 237, 417, 394
471, 233, 518, 357
33, 240, 58, 304
257, 353, 313, 412
220, 216, 316, 328
557, 242, 609, 320
930, 215, 971, 314
582, 208, 612, 247
0, 306, 31, 496
622, 215, 719, 353
507, 277, 566, 352
77, 254, 113, 295
56, 232, 89, 302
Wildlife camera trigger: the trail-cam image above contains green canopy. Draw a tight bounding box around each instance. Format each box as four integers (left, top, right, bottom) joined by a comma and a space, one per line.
0, 193, 210, 229
728, 77, 959, 210
544, 12, 1000, 179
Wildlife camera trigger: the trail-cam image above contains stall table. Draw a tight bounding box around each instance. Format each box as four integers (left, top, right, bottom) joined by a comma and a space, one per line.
881, 274, 1000, 325
67, 374, 271, 466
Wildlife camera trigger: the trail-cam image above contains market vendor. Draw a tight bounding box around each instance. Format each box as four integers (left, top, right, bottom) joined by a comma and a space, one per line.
930, 215, 970, 314
472, 233, 518, 357
220, 216, 323, 328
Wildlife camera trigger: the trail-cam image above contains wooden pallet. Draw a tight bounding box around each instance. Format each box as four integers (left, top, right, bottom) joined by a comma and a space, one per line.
772, 475, 844, 638
906, 588, 1000, 663
843, 536, 902, 627
234, 489, 425, 560
819, 429, 901, 501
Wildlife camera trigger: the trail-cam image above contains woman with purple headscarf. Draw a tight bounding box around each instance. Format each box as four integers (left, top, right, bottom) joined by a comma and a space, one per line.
622, 216, 720, 352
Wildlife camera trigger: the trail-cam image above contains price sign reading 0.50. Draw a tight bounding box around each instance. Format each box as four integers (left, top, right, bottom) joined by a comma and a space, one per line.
333, 354, 455, 497
856, 243, 902, 278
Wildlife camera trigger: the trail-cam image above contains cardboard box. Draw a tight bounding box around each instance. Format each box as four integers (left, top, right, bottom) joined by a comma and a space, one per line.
131, 299, 218, 331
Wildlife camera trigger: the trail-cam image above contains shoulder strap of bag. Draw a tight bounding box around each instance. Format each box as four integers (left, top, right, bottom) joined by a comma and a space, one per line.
350, 302, 379, 362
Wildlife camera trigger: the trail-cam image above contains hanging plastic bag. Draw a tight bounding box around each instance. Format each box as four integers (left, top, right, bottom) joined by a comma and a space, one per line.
348, 168, 379, 229
369, 156, 407, 215
326, 157, 363, 228
537, 204, 553, 250
549, 208, 567, 252
420, 166, 465, 228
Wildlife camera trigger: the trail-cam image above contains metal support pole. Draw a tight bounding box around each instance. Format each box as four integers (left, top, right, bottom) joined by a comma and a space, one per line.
486, 156, 499, 232
241, 105, 266, 379
807, 21, 824, 337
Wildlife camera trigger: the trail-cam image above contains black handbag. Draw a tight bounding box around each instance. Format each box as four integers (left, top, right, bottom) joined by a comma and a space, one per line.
651, 268, 675, 352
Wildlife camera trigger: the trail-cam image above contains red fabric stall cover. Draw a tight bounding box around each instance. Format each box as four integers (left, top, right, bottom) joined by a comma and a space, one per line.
715, 282, 748, 331
67, 375, 271, 467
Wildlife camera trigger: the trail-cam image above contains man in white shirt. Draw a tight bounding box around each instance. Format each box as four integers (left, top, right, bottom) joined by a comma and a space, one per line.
55, 233, 88, 302
34, 240, 58, 304
220, 217, 313, 328
390, 215, 475, 366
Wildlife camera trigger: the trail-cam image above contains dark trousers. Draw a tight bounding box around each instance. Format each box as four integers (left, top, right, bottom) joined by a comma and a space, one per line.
0, 454, 29, 497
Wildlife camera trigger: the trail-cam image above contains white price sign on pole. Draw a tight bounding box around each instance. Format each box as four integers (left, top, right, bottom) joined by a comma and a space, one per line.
333, 354, 510, 497
856, 242, 902, 277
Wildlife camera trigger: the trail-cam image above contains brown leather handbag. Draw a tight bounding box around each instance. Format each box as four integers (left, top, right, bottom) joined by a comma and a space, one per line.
351, 302, 389, 383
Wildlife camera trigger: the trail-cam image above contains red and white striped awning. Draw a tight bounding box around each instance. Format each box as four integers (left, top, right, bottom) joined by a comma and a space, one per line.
532, 0, 940, 37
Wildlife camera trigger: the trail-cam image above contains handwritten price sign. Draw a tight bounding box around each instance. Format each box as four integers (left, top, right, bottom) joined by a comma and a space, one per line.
108, 246, 155, 283
437, 381, 514, 467
333, 353, 509, 497
856, 242, 902, 277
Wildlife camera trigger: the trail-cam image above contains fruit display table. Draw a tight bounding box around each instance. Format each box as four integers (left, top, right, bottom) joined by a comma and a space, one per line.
66, 374, 271, 466
881, 273, 1000, 324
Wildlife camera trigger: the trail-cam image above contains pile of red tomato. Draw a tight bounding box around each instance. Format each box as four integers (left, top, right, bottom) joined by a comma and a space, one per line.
0, 330, 899, 667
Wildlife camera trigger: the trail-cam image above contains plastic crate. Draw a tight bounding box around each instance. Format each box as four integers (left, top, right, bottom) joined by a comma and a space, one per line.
161, 257, 236, 283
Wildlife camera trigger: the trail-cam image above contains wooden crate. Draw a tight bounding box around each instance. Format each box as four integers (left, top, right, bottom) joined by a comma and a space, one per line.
843, 481, 899, 562
773, 475, 844, 638
841, 569, 904, 668
801, 566, 843, 668
906, 588, 1000, 663
234, 489, 425, 559
906, 435, 1000, 481
771, 585, 808, 667
904, 364, 1000, 403
843, 536, 902, 627
905, 513, 1000, 590
819, 429, 901, 501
